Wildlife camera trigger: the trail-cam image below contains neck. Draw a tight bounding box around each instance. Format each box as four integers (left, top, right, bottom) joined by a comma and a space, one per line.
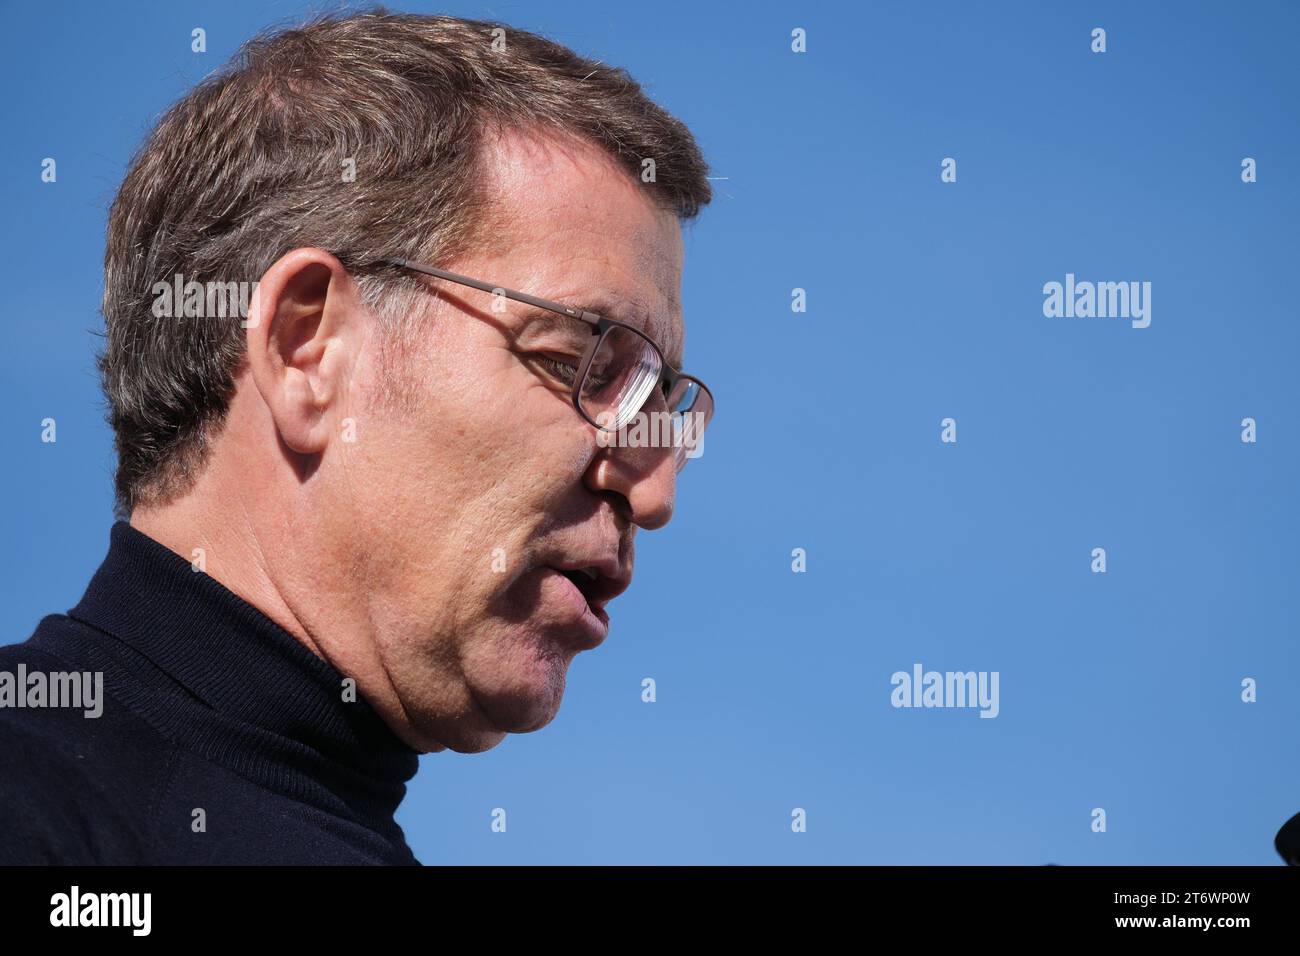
124, 410, 431, 754
130, 488, 325, 661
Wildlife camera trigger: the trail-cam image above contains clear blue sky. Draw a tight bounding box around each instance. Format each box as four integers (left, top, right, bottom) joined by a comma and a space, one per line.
2, 0, 1297, 864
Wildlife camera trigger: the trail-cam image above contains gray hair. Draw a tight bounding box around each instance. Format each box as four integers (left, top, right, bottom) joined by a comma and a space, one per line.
100, 9, 712, 516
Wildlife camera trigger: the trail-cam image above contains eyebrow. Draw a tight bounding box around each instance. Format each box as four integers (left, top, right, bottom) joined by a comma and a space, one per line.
521, 300, 681, 366
515, 310, 597, 345
552, 296, 646, 328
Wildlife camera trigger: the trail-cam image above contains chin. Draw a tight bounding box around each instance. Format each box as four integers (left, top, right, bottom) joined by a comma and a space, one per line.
470, 633, 575, 734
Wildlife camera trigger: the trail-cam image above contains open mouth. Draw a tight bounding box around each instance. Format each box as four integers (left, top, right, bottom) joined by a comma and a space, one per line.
556, 566, 601, 609
543, 565, 612, 648
539, 558, 630, 638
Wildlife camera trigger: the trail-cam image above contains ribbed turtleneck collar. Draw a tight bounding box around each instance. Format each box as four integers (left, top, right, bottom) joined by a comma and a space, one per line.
65, 521, 421, 842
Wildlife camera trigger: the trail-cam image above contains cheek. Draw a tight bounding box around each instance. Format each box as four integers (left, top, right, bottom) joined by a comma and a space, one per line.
477, 414, 592, 543
353, 343, 595, 577
398, 327, 593, 467
484, 367, 597, 477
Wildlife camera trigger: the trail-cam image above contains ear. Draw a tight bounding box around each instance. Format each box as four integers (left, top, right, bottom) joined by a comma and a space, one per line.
246, 248, 362, 455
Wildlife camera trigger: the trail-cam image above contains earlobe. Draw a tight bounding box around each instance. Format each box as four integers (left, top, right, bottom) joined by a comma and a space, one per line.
246, 249, 356, 457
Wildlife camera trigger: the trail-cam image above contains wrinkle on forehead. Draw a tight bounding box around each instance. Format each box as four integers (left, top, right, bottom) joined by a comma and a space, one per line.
471, 124, 685, 362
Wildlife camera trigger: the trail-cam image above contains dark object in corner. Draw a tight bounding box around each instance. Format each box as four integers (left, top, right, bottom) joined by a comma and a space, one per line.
1275, 811, 1300, 865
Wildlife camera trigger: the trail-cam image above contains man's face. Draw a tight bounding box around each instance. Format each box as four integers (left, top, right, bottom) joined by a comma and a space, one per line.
338, 128, 685, 753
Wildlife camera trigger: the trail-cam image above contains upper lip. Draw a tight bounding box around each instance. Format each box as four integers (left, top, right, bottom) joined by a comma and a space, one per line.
548, 555, 631, 608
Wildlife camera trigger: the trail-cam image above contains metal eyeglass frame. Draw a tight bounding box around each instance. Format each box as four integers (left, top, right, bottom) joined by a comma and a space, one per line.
381, 257, 714, 437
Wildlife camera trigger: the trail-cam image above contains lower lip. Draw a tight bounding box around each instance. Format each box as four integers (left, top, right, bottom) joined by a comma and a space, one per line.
542, 568, 610, 649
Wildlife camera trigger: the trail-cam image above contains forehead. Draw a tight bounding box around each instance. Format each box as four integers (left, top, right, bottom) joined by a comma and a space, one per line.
471, 125, 686, 363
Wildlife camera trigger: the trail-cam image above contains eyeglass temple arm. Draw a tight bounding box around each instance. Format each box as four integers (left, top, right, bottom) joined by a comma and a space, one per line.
385, 257, 602, 329
383, 257, 703, 395
387, 257, 712, 392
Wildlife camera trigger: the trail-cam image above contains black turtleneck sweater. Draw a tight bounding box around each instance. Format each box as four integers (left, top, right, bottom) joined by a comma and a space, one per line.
0, 522, 422, 864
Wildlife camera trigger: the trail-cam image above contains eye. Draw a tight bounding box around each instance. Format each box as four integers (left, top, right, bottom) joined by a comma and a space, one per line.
529, 354, 581, 388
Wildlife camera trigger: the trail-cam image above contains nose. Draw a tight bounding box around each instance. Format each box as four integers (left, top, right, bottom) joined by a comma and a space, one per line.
583, 417, 676, 531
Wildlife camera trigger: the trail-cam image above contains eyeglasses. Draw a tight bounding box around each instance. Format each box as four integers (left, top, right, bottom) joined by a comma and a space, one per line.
382, 257, 714, 473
